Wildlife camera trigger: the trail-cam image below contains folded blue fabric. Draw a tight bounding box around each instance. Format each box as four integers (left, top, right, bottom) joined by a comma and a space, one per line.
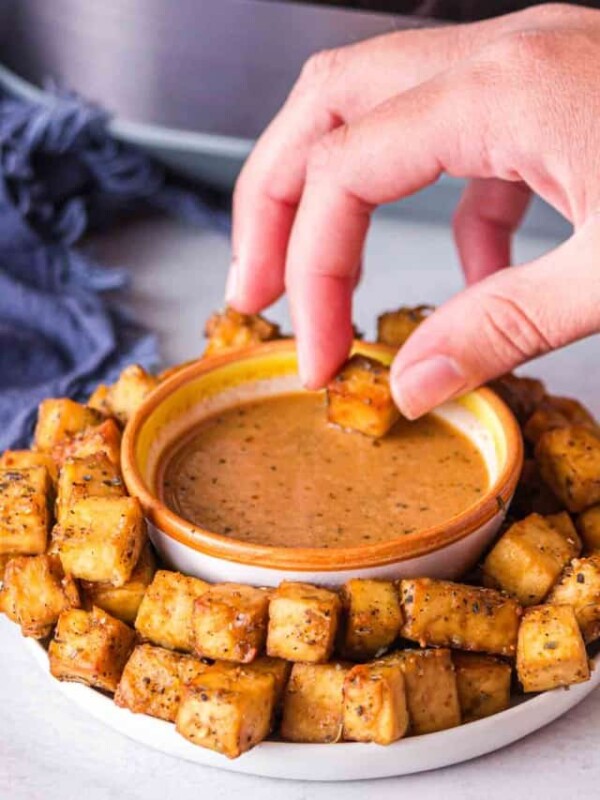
0, 89, 228, 450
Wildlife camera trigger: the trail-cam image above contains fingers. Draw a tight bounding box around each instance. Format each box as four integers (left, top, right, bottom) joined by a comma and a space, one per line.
391, 217, 600, 419
453, 178, 532, 284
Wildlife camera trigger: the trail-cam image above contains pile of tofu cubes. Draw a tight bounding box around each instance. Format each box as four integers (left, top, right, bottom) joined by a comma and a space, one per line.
0, 308, 599, 761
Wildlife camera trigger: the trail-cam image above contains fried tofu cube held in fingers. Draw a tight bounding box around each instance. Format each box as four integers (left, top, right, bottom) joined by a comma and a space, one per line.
203, 307, 281, 358
547, 555, 600, 643
453, 652, 512, 722
56, 454, 124, 523
340, 578, 402, 660
280, 662, 348, 743
267, 581, 341, 663
135, 570, 210, 652
49, 606, 136, 692
376, 305, 434, 348
82, 543, 156, 624
106, 365, 159, 425
482, 512, 581, 606
400, 578, 521, 656
517, 604, 590, 692
488, 373, 546, 425
34, 399, 103, 453
536, 425, 600, 513
114, 644, 211, 722
0, 467, 51, 556
577, 505, 600, 553
342, 661, 409, 745
54, 496, 145, 587
192, 582, 270, 663
0, 450, 58, 484
176, 666, 276, 758
379, 648, 461, 734
0, 554, 80, 638
327, 355, 399, 438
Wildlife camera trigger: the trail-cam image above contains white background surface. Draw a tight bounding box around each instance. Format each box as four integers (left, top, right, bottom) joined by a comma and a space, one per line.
2, 205, 599, 799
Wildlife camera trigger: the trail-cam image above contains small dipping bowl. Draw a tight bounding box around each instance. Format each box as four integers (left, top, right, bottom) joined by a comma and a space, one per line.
121, 340, 523, 587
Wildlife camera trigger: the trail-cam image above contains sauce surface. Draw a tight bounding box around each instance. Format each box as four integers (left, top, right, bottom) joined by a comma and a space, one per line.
161, 393, 488, 549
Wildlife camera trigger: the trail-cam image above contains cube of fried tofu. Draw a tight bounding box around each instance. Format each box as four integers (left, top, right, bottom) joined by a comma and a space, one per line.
524, 395, 598, 445
0, 552, 14, 581
203, 307, 280, 358
536, 425, 600, 513
0, 467, 51, 556
192, 583, 270, 663
56, 418, 122, 468
280, 662, 348, 743
379, 648, 461, 734
0, 450, 58, 484
176, 665, 276, 758
114, 643, 210, 722
135, 570, 210, 652
327, 355, 399, 438
105, 365, 159, 425
547, 555, 600, 643
209, 655, 292, 712
56, 454, 124, 523
53, 496, 145, 587
510, 458, 563, 518
34, 399, 103, 453
87, 384, 111, 415
376, 305, 434, 348
340, 578, 402, 660
0, 554, 80, 638
267, 581, 341, 663
82, 543, 156, 624
49, 606, 136, 692
516, 604, 590, 692
452, 652, 512, 722
577, 505, 600, 553
488, 373, 546, 425
400, 578, 521, 656
342, 661, 409, 744
482, 512, 581, 605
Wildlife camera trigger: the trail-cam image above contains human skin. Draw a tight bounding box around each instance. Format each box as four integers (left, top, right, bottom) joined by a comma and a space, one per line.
227, 3, 600, 419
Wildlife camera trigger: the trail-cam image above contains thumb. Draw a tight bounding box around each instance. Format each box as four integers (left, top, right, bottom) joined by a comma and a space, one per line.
391, 218, 600, 419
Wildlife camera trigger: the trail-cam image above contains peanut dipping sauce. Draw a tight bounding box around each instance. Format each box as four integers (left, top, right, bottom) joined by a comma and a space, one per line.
160, 393, 489, 549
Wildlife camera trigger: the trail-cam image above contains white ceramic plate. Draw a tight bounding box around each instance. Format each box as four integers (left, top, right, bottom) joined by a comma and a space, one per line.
26, 639, 600, 781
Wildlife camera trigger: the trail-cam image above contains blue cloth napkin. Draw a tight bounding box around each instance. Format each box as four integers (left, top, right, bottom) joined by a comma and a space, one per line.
0, 89, 228, 451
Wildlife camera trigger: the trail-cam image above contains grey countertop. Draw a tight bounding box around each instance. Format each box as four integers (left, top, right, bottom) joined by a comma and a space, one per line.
2, 206, 599, 799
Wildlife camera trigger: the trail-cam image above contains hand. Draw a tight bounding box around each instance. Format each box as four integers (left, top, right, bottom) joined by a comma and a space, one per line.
227, 3, 600, 419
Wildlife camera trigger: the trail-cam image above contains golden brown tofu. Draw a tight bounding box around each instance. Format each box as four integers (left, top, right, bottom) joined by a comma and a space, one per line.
326, 355, 399, 438
516, 604, 590, 692
87, 384, 111, 415
34, 399, 103, 453
53, 496, 145, 587
56, 418, 122, 468
267, 581, 341, 663
49, 606, 136, 692
536, 425, 600, 513
105, 365, 159, 425
203, 307, 281, 358
0, 450, 58, 484
400, 578, 521, 656
81, 543, 156, 624
208, 655, 292, 712
114, 643, 211, 722
510, 458, 563, 518
342, 661, 409, 745
524, 396, 598, 445
482, 512, 581, 605
56, 454, 124, 523
379, 648, 461, 735
176, 665, 276, 758
577, 505, 600, 553
280, 662, 348, 743
547, 555, 600, 643
0, 467, 51, 556
0, 554, 80, 638
488, 373, 546, 425
376, 305, 434, 348
340, 578, 402, 660
0, 552, 14, 581
192, 582, 270, 663
452, 652, 512, 722
135, 570, 210, 652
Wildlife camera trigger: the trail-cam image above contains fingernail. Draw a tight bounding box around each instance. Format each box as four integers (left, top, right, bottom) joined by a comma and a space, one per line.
393, 355, 467, 419
225, 258, 239, 304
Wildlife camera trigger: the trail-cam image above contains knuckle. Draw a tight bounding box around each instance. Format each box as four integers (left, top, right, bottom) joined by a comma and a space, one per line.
299, 47, 346, 88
